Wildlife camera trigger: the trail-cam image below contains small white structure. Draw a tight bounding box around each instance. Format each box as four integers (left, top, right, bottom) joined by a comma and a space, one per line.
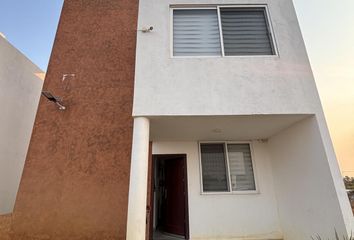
126, 0, 354, 239
0, 34, 44, 214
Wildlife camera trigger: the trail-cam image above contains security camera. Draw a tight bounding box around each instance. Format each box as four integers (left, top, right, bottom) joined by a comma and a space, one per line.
141, 26, 154, 33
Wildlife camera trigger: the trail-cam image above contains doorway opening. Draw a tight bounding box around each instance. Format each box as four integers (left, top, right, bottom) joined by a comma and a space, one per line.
147, 154, 189, 240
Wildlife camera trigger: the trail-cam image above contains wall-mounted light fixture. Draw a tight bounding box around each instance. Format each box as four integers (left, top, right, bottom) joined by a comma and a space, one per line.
212, 128, 222, 133
41, 91, 66, 110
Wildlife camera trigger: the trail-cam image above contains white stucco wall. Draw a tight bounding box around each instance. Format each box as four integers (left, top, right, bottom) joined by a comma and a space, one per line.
153, 141, 283, 239
131, 0, 353, 238
268, 116, 353, 240
133, 0, 321, 116
0, 36, 44, 214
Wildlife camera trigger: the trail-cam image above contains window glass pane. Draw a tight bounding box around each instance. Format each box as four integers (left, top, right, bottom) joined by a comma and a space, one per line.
220, 8, 274, 56
227, 144, 256, 191
200, 143, 229, 192
173, 9, 222, 56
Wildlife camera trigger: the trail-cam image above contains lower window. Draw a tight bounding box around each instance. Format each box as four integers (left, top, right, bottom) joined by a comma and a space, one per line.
200, 142, 256, 193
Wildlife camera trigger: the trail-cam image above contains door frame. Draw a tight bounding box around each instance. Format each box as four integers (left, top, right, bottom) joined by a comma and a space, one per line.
149, 154, 189, 240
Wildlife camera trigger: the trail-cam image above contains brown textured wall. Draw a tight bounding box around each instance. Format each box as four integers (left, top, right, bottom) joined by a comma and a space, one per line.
0, 214, 12, 240
10, 0, 138, 239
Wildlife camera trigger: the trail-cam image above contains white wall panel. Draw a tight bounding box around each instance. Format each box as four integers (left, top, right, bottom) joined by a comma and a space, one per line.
133, 0, 320, 116
0, 36, 43, 214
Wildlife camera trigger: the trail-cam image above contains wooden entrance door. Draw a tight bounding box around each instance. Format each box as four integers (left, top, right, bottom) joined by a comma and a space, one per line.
162, 157, 187, 236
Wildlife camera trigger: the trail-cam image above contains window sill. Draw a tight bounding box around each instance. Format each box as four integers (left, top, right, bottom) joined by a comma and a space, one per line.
200, 190, 260, 196
170, 55, 280, 59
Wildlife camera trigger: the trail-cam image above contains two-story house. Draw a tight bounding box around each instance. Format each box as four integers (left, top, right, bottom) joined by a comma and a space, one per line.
4, 1, 353, 240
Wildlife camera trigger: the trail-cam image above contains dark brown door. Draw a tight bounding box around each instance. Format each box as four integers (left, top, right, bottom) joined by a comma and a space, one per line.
162, 157, 186, 236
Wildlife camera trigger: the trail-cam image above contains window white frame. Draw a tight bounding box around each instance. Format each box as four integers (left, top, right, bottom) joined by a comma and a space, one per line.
170, 4, 279, 58
198, 141, 259, 195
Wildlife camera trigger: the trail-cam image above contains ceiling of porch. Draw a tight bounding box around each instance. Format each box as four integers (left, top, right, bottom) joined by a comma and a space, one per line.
149, 114, 311, 141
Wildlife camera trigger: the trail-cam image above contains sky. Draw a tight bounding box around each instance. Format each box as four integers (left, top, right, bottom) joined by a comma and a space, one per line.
0, 1, 353, 176
293, 0, 354, 177
0, 0, 63, 70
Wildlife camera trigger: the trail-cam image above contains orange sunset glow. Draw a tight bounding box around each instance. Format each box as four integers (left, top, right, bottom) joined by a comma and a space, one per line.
294, 0, 354, 177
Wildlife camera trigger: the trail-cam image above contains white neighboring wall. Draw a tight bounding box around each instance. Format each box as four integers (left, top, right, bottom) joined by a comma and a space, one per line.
0, 35, 44, 214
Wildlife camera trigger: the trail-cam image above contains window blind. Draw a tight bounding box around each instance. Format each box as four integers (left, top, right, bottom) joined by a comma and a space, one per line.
200, 143, 229, 192
227, 144, 256, 191
173, 9, 222, 56
220, 8, 274, 56
200, 142, 256, 192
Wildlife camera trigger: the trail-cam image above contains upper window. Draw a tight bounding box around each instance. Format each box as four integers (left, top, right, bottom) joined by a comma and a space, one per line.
172, 6, 276, 57
200, 142, 256, 193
